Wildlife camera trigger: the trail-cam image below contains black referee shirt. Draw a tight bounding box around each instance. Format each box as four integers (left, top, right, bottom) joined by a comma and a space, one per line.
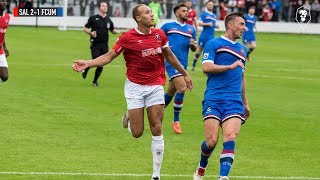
85, 14, 115, 45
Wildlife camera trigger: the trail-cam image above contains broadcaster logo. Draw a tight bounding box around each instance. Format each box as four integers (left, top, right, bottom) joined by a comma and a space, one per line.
295, 5, 311, 31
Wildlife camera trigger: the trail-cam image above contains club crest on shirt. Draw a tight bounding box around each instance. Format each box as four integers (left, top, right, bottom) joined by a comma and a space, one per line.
155, 33, 160, 41
240, 49, 245, 56
203, 53, 209, 59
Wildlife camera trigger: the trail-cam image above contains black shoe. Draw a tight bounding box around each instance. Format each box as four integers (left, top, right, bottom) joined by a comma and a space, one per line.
82, 71, 88, 79
92, 82, 99, 86
152, 177, 159, 180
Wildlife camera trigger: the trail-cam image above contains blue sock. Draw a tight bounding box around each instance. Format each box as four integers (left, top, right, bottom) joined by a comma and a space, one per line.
173, 92, 184, 122
192, 53, 200, 68
164, 93, 173, 107
220, 141, 235, 176
200, 141, 214, 168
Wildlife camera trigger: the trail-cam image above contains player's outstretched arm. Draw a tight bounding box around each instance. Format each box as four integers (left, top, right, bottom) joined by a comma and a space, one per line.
162, 47, 193, 91
72, 49, 119, 72
202, 60, 245, 74
242, 73, 250, 119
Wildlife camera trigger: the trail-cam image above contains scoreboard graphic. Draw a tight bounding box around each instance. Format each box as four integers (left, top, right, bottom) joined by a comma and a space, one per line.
13, 7, 63, 17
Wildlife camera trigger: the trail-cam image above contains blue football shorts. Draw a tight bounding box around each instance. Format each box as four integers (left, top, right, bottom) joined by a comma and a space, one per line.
166, 65, 187, 80
198, 37, 211, 48
242, 33, 256, 44
202, 99, 245, 124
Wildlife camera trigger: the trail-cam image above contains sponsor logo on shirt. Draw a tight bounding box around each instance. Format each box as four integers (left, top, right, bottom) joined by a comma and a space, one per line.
155, 33, 160, 41
141, 47, 162, 57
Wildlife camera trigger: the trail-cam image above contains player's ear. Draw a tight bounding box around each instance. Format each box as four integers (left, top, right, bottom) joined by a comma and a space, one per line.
136, 15, 142, 22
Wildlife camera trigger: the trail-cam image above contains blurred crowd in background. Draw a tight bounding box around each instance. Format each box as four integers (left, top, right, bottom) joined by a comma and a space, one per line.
9, 0, 320, 23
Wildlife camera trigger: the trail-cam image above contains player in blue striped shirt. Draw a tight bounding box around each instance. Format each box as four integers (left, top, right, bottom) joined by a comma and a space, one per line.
242, 6, 257, 61
161, 3, 197, 134
193, 12, 251, 180
191, 0, 218, 72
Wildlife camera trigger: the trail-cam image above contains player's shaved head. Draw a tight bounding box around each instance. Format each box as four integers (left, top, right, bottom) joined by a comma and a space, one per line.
132, 4, 145, 22
225, 12, 245, 30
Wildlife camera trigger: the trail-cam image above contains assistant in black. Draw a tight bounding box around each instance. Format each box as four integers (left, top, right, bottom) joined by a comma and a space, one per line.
82, 1, 120, 86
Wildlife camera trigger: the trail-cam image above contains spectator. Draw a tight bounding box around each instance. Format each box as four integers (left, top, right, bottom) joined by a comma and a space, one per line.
282, 0, 290, 21
311, 0, 320, 23
89, 0, 97, 16
260, 4, 273, 21
121, 0, 131, 17
304, 0, 311, 10
114, 6, 121, 17
237, 0, 246, 13
269, 0, 277, 21
220, 0, 228, 20
25, 0, 32, 9
166, 0, 175, 19
227, 0, 238, 13
67, 6, 74, 16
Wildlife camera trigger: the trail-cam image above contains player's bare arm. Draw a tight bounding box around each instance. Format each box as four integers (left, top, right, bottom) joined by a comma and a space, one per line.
242, 73, 250, 119
162, 47, 193, 91
194, 18, 198, 34
72, 49, 118, 72
199, 21, 213, 27
83, 27, 97, 38
202, 60, 245, 74
112, 29, 121, 34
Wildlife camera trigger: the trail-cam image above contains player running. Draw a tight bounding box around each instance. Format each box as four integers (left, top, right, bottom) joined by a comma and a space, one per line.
72, 4, 192, 180
242, 6, 257, 61
161, 3, 197, 134
193, 12, 250, 180
191, 0, 218, 72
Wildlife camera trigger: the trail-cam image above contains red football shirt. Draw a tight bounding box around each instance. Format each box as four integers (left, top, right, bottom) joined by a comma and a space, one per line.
186, 9, 197, 26
112, 28, 168, 85
0, 13, 10, 55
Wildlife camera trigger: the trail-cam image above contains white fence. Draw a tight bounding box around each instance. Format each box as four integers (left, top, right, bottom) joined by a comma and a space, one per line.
10, 15, 320, 34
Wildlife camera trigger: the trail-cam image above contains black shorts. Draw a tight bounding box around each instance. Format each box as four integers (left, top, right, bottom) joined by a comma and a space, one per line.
91, 43, 108, 59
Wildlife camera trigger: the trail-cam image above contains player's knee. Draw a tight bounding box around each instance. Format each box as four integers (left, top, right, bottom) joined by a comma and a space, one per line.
150, 122, 162, 135
223, 132, 239, 141
176, 87, 186, 94
206, 138, 218, 149
131, 130, 143, 138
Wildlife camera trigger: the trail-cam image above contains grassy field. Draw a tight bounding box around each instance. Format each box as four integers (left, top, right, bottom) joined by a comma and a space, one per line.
0, 26, 319, 179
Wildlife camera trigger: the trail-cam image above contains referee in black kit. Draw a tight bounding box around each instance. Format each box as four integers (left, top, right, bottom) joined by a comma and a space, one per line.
82, 1, 120, 86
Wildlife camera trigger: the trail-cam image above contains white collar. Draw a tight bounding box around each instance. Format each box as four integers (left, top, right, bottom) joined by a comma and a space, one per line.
175, 21, 186, 27
221, 35, 237, 44
135, 27, 152, 35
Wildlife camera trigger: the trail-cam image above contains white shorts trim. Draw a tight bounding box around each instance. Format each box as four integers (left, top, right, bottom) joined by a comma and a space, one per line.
0, 54, 8, 67
124, 79, 164, 110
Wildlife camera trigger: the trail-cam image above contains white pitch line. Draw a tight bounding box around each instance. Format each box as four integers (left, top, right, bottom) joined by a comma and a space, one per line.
0, 172, 319, 179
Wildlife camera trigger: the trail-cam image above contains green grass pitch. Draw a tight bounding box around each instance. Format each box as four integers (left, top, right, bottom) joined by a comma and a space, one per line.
0, 26, 319, 179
